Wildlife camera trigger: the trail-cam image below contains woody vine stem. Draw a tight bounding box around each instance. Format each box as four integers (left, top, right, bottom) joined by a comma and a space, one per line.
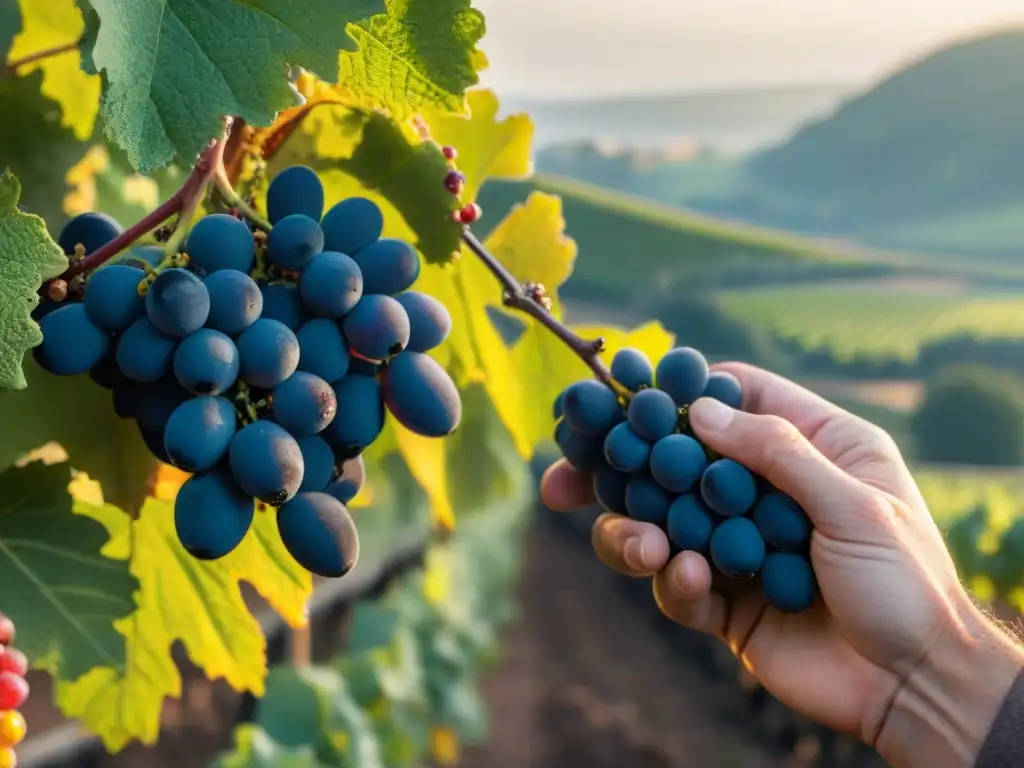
41, 115, 623, 394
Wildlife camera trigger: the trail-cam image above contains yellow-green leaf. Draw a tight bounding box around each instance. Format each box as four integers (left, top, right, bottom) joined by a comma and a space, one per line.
9, 0, 100, 140
337, 0, 485, 117
58, 497, 312, 752
0, 169, 68, 390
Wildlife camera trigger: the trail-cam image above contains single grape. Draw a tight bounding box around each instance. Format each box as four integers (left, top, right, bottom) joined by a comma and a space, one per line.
761, 552, 817, 613
348, 357, 381, 378
624, 474, 673, 527
163, 396, 237, 472
146, 268, 210, 337
0, 671, 28, 710
204, 270, 263, 335
299, 251, 364, 317
321, 197, 383, 255
185, 213, 255, 274
554, 419, 604, 473
342, 294, 411, 362
627, 387, 678, 442
395, 291, 452, 353
259, 282, 308, 330
173, 329, 239, 395
666, 494, 716, 552
655, 346, 710, 407
0, 709, 26, 748
603, 422, 651, 473
57, 211, 122, 256
649, 433, 707, 493
139, 424, 172, 463
709, 517, 766, 577
350, 237, 420, 295
267, 165, 325, 224
134, 380, 191, 432
271, 371, 338, 437
297, 435, 335, 492
611, 347, 653, 391
115, 317, 178, 382
84, 264, 146, 332
112, 386, 136, 419
700, 459, 757, 517
0, 746, 17, 768
0, 615, 13, 646
34, 303, 109, 376
322, 374, 385, 458
752, 492, 812, 551
277, 492, 360, 577
325, 456, 365, 504
236, 318, 301, 389
592, 463, 630, 515
381, 352, 460, 437
0, 647, 27, 677
229, 421, 305, 504
266, 214, 324, 272
174, 469, 255, 560
294, 318, 350, 382
562, 379, 621, 437
702, 371, 743, 409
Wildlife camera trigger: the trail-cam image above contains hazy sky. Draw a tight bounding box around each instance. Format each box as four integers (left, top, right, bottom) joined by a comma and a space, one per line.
474, 0, 1024, 98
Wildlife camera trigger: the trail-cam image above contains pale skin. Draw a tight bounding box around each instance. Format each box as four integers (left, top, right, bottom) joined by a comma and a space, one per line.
542, 362, 1024, 768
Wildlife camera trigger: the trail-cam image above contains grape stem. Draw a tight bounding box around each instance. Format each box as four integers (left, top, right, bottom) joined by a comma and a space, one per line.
54, 119, 234, 281
5, 39, 81, 72
460, 227, 627, 395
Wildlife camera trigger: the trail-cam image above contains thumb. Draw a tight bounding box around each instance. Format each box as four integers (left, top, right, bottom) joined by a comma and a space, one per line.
689, 397, 875, 538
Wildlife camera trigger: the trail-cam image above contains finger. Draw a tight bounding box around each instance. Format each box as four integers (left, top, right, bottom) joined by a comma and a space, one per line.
711, 362, 849, 440
652, 551, 729, 638
689, 397, 876, 537
591, 512, 671, 576
541, 459, 595, 511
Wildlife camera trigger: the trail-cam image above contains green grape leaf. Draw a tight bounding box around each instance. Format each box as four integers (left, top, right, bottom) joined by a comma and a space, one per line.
214, 725, 328, 768
338, 0, 485, 117
335, 111, 462, 264
82, 0, 384, 173
0, 169, 69, 390
0, 1, 21, 55
9, 0, 101, 140
0, 358, 156, 511
0, 461, 137, 681
258, 666, 385, 768
347, 602, 400, 654
58, 497, 312, 752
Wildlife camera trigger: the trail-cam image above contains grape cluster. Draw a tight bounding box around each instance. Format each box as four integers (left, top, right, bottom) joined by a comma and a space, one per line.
553, 346, 818, 614
33, 165, 461, 578
0, 613, 28, 768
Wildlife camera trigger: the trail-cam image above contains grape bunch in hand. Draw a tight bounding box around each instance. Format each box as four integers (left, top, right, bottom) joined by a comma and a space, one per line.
0, 612, 29, 768
32, 165, 460, 578
553, 345, 816, 613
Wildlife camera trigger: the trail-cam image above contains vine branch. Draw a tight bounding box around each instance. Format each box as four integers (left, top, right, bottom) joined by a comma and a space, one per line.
6, 39, 82, 72
57, 119, 234, 281
460, 227, 626, 395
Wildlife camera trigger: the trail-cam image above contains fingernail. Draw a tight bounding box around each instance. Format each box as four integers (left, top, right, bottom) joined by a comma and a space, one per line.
623, 537, 649, 570
691, 397, 735, 431
673, 557, 698, 592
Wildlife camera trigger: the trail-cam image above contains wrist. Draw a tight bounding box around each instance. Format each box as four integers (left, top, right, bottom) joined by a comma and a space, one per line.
876, 602, 1024, 768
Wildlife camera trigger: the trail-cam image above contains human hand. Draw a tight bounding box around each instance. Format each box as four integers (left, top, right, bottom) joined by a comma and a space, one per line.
542, 362, 1024, 768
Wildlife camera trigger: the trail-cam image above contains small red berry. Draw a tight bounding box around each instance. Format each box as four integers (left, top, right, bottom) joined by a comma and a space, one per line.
442, 145, 457, 161
444, 170, 465, 196
0, 672, 28, 710
0, 618, 13, 647
0, 648, 28, 677
47, 279, 68, 302
457, 203, 482, 224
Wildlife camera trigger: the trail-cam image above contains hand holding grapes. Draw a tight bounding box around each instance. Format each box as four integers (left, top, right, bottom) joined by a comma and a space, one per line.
543, 363, 1024, 767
